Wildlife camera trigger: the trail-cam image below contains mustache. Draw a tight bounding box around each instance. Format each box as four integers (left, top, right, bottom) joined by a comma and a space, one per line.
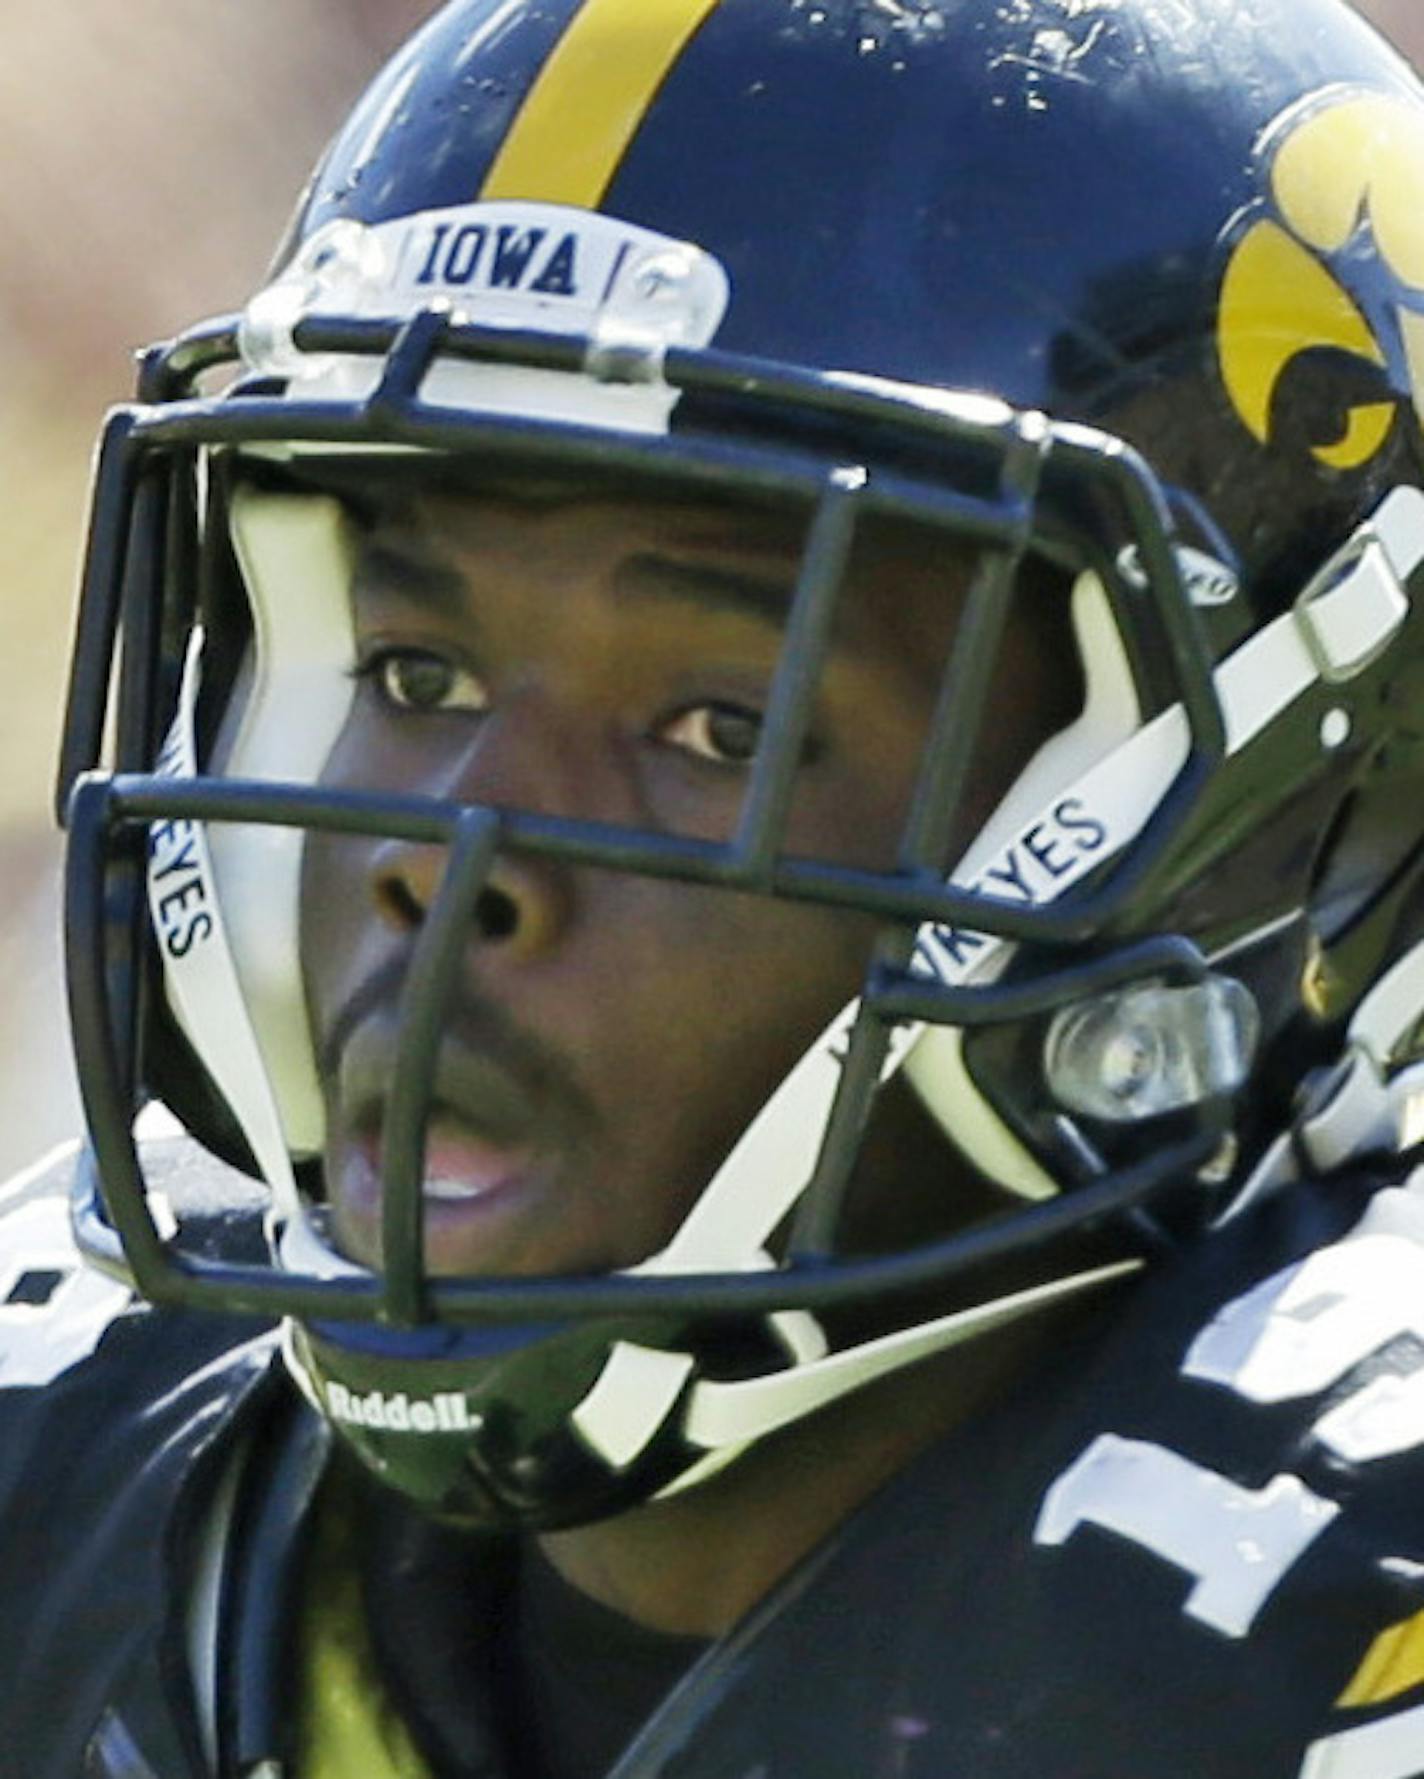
316, 952, 599, 1141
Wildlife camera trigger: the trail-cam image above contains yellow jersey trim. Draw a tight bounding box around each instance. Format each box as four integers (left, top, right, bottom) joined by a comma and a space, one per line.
1338, 1609, 1424, 1710
297, 1482, 435, 1779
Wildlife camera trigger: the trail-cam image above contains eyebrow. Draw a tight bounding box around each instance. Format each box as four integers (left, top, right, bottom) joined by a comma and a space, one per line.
350, 535, 469, 614
349, 532, 798, 629
613, 551, 794, 627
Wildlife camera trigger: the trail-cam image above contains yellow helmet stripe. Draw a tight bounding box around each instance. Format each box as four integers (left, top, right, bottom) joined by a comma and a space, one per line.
481, 0, 723, 208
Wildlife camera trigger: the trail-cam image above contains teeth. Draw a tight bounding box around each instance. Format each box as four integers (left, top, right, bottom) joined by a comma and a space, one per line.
422, 1177, 490, 1203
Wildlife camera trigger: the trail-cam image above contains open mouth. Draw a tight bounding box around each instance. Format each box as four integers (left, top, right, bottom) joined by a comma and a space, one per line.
328, 1109, 556, 1273
322, 1008, 599, 1271
417, 1120, 540, 1205
340, 1105, 545, 1214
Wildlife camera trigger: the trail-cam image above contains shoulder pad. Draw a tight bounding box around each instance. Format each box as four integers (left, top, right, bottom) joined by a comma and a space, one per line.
0, 1120, 269, 1390
0, 1140, 136, 1390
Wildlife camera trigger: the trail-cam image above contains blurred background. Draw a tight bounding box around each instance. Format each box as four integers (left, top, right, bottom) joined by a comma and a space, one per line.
0, 1, 428, 1175
1, 0, 1421, 1178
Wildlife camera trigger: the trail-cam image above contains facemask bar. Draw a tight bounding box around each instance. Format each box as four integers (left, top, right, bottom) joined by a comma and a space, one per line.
60, 306, 1232, 1329
61, 307, 1227, 894
67, 765, 1227, 1325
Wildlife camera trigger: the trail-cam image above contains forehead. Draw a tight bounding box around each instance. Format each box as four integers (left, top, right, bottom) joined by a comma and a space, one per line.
299, 460, 977, 663
393, 484, 808, 597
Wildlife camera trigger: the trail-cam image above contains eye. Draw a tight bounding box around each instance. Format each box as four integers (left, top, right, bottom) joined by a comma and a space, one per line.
359, 648, 489, 715
659, 701, 764, 766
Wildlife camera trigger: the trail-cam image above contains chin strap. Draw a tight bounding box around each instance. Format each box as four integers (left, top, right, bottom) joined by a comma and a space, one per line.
1218, 936, 1424, 1228
1300, 942, 1424, 1169
675, 1258, 1142, 1455
566, 1256, 1143, 1493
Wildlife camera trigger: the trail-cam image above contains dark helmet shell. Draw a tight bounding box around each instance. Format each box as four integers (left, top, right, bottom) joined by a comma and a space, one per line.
287, 0, 1424, 601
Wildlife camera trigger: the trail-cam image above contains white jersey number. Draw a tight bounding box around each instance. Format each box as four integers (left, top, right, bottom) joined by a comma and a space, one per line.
0, 1195, 134, 1388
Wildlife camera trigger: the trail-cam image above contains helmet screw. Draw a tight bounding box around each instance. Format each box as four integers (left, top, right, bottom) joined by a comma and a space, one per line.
1320, 708, 1352, 749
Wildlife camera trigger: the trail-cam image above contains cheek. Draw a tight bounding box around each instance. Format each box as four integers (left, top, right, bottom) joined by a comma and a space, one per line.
785, 747, 922, 874
322, 706, 436, 793
297, 831, 386, 1039
296, 714, 449, 1027
595, 876, 877, 1156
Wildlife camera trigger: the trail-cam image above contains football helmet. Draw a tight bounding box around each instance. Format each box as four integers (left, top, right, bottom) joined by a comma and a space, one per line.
59, 0, 1424, 1528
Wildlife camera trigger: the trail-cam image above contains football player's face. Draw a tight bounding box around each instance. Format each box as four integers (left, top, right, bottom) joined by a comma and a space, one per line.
299, 483, 1058, 1277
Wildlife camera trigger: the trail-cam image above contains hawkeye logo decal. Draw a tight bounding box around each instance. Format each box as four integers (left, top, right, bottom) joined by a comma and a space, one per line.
1219, 87, 1424, 471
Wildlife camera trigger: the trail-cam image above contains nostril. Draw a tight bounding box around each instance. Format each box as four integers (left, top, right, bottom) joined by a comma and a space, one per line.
375, 877, 426, 931
375, 876, 521, 940
476, 885, 519, 941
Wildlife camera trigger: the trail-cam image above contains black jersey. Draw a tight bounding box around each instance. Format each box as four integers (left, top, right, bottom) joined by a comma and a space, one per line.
7, 1134, 1424, 1777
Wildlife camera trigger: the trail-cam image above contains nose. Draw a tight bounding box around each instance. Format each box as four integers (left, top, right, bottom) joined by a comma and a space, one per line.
372, 838, 571, 959
369, 694, 593, 960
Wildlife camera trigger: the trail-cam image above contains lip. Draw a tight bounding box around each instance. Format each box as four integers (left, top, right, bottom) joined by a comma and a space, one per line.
338, 1018, 552, 1145
333, 1113, 552, 1272
323, 1008, 590, 1274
